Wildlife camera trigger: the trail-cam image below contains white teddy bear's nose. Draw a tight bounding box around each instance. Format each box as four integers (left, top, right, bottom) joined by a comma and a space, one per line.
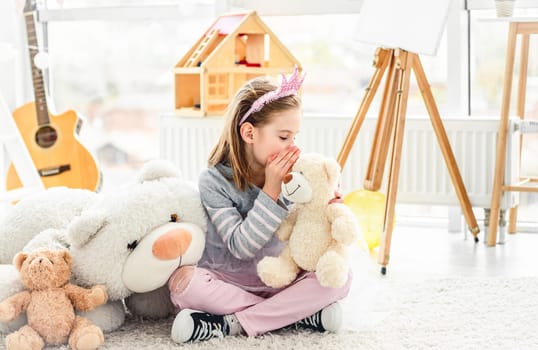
152, 228, 192, 260
122, 222, 205, 293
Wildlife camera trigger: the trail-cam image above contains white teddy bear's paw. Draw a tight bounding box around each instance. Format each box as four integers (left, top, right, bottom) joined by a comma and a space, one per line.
257, 256, 299, 288
315, 251, 348, 288
78, 301, 125, 333
0, 265, 27, 334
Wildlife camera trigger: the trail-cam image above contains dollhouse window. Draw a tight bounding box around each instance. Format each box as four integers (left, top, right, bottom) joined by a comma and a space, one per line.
208, 74, 227, 99
235, 33, 266, 66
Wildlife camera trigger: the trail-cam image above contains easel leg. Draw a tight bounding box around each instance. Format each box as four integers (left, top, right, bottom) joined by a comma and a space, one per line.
365, 52, 398, 191
412, 54, 480, 240
508, 33, 530, 234
508, 208, 518, 233
483, 208, 490, 243
498, 209, 507, 244
337, 48, 392, 168
378, 51, 412, 274
489, 23, 518, 246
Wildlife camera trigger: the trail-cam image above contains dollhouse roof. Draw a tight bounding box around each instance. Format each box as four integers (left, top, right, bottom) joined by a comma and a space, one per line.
176, 11, 300, 69
209, 13, 246, 35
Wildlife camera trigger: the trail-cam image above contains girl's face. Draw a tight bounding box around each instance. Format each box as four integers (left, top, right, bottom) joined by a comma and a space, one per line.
251, 108, 302, 167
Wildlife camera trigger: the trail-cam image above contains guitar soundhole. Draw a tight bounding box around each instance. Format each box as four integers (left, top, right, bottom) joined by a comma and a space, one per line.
35, 125, 58, 148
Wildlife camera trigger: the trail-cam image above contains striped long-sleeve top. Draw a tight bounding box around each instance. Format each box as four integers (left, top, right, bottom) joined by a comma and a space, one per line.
197, 163, 289, 292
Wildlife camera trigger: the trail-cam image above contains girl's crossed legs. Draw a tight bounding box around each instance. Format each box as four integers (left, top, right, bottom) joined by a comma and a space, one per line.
168, 266, 352, 337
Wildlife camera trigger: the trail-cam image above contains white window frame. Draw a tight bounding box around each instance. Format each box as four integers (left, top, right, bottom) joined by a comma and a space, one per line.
38, 0, 471, 116
467, 0, 538, 10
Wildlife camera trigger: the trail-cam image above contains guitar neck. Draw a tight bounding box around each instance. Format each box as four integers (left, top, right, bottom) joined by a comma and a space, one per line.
24, 10, 50, 126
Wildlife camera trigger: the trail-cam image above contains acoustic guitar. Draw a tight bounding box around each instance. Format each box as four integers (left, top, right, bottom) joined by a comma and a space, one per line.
6, 0, 101, 192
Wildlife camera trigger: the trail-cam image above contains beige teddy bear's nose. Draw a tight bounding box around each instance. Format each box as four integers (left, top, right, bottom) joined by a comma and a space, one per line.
152, 228, 192, 260
283, 173, 293, 184
28, 256, 54, 275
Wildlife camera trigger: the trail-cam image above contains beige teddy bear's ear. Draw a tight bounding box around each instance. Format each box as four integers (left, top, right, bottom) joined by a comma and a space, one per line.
68, 211, 107, 248
323, 158, 341, 184
59, 249, 73, 267
13, 252, 28, 271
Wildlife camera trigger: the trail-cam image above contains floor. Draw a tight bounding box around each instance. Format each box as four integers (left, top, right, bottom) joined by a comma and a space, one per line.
374, 225, 538, 279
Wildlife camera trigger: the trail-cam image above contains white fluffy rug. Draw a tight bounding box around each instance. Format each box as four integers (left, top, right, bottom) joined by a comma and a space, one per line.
2, 270, 538, 349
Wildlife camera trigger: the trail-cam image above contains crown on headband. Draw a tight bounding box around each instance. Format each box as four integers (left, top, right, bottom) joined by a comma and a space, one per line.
238, 66, 305, 126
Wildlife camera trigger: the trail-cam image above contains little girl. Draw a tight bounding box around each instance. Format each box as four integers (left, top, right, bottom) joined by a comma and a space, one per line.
168, 68, 352, 343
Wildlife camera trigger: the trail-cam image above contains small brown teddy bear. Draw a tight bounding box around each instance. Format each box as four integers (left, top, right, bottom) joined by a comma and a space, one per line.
0, 249, 108, 350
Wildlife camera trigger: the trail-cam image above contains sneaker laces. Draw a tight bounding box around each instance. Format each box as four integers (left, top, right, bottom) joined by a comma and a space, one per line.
190, 316, 228, 341
296, 311, 324, 332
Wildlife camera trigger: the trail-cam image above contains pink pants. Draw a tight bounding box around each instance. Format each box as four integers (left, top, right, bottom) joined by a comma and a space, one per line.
169, 267, 352, 336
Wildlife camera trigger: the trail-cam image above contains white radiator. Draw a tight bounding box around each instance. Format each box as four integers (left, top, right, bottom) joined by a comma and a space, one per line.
160, 114, 519, 210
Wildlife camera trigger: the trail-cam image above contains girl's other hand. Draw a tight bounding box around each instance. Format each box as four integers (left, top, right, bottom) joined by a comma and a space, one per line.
262, 146, 301, 201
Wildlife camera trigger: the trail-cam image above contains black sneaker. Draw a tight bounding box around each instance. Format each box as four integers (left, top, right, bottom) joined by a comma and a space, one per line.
295, 302, 343, 333
171, 309, 230, 343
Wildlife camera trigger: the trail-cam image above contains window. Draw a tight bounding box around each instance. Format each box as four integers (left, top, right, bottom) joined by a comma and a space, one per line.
33, 0, 537, 229
43, 4, 217, 189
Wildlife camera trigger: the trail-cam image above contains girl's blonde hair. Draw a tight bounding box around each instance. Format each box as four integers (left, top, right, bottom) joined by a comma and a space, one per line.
208, 76, 302, 190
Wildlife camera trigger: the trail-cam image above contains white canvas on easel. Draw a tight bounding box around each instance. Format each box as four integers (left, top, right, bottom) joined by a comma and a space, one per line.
356, 0, 451, 56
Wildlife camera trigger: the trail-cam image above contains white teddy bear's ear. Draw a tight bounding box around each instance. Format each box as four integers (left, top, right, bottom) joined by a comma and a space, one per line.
67, 211, 107, 248
137, 160, 182, 183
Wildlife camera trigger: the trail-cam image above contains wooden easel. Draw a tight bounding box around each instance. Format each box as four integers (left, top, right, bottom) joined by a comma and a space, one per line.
338, 48, 480, 274
488, 19, 538, 246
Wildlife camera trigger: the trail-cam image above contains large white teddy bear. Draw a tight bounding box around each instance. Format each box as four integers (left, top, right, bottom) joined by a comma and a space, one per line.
257, 153, 359, 289
0, 160, 207, 334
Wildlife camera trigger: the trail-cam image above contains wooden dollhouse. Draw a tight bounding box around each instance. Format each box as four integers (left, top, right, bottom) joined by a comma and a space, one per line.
174, 11, 301, 116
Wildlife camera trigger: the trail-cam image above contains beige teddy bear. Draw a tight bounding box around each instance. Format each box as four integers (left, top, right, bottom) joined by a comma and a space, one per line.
0, 249, 107, 350
257, 153, 359, 289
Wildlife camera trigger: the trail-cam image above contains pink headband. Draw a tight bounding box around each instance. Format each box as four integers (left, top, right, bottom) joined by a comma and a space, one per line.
238, 66, 305, 126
